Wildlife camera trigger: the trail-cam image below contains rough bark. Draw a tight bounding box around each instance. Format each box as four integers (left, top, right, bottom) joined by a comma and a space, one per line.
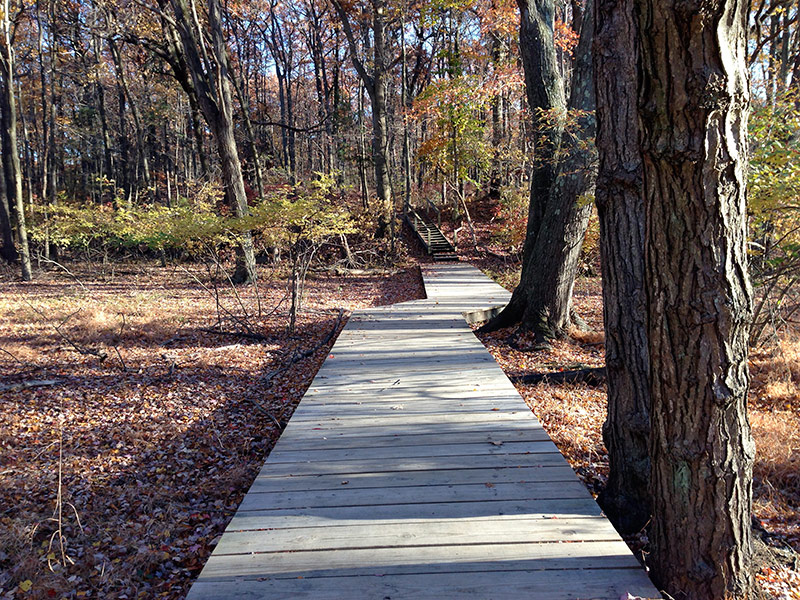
0, 134, 17, 262
592, 0, 650, 534
482, 0, 594, 341
637, 0, 754, 595
0, 1, 32, 280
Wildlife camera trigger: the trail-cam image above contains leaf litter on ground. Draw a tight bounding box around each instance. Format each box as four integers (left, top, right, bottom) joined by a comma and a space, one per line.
0, 260, 424, 599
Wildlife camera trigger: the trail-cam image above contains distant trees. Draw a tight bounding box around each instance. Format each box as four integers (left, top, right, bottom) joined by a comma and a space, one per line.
0, 0, 530, 277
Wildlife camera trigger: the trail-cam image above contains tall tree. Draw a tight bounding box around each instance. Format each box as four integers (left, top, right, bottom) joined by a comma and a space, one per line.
0, 0, 32, 280
162, 0, 257, 283
481, 0, 594, 344
592, 0, 650, 533
0, 145, 17, 262
331, 0, 394, 236
637, 0, 755, 595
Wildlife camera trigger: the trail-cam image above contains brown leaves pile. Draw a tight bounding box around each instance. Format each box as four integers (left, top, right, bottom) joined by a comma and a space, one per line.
0, 262, 423, 599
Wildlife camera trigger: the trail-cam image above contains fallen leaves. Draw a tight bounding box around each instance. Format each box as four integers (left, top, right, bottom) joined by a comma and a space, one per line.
0, 261, 424, 599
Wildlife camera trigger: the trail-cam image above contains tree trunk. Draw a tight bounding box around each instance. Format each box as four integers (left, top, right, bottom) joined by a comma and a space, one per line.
369, 0, 393, 231
0, 2, 32, 280
206, 0, 256, 283
358, 81, 370, 209
166, 0, 256, 284
637, 0, 754, 595
593, 0, 650, 534
332, 0, 393, 230
481, 0, 593, 341
0, 131, 17, 262
110, 40, 150, 196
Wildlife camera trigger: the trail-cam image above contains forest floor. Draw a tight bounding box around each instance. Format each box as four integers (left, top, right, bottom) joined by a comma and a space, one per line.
0, 257, 425, 600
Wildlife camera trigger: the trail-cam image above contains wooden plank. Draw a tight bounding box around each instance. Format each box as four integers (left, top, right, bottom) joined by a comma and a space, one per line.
236, 480, 592, 512
213, 517, 624, 554
247, 465, 579, 493
273, 427, 552, 450
188, 565, 658, 600
254, 451, 569, 478
276, 425, 547, 446
201, 541, 639, 576
282, 410, 536, 429
288, 399, 527, 419
267, 440, 561, 464
226, 497, 606, 531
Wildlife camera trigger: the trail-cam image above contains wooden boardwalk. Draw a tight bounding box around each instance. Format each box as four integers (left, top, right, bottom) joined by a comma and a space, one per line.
187, 264, 660, 599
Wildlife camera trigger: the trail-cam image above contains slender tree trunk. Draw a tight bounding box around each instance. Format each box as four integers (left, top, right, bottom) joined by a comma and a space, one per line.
401, 12, 412, 213
110, 40, 150, 195
230, 68, 264, 200
637, 0, 754, 595
357, 82, 370, 210
206, 0, 256, 283
332, 0, 392, 231
115, 77, 131, 205
187, 93, 208, 178
592, 0, 650, 534
371, 0, 393, 242
165, 0, 256, 284
489, 32, 505, 197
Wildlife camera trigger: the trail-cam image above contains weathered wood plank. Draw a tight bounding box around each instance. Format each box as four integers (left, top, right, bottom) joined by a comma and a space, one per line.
213, 517, 624, 554
201, 541, 639, 576
247, 465, 579, 493
267, 440, 560, 464
273, 427, 552, 450
236, 480, 592, 512
188, 565, 657, 600
253, 451, 569, 478
225, 497, 606, 531
282, 411, 537, 430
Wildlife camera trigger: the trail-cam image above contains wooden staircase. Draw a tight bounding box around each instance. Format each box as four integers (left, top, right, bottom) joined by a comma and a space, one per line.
406, 210, 458, 261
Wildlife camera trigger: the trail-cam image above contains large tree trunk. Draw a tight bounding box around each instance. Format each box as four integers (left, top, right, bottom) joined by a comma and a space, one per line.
0, 2, 32, 281
592, 0, 650, 534
0, 133, 17, 262
481, 0, 593, 341
637, 0, 754, 595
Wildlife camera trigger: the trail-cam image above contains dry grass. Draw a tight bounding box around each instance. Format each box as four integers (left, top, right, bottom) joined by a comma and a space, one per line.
750, 332, 800, 553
